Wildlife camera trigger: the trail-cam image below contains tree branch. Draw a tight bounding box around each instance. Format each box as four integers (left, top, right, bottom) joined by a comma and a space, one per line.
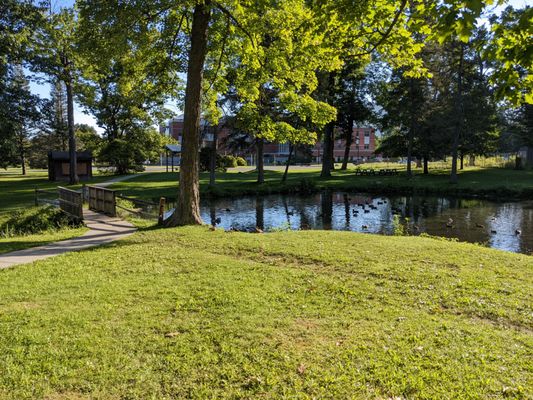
214, 2, 255, 47
353, 0, 408, 57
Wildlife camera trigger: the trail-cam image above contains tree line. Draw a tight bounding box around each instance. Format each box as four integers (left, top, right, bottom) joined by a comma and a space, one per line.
0, 0, 531, 226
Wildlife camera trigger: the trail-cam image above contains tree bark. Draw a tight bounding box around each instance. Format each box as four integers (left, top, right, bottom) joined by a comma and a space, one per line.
320, 122, 334, 177
341, 120, 353, 170
469, 155, 475, 167
65, 75, 78, 185
281, 143, 293, 182
20, 144, 26, 175
320, 73, 335, 177
407, 78, 415, 178
166, 2, 211, 226
209, 124, 218, 186
423, 156, 429, 175
460, 153, 464, 170
256, 139, 264, 183
450, 42, 464, 184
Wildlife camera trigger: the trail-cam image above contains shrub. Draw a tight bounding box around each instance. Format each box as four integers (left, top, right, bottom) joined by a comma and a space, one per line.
235, 157, 247, 166
220, 155, 238, 169
0, 206, 83, 237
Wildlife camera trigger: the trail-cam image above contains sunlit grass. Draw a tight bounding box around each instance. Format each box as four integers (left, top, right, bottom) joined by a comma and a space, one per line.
0, 226, 531, 398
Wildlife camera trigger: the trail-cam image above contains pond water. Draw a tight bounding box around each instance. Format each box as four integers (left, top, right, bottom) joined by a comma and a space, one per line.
160, 192, 533, 255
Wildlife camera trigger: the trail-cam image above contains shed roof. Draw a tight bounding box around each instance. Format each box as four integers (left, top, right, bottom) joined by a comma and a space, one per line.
165, 144, 182, 153
48, 151, 93, 161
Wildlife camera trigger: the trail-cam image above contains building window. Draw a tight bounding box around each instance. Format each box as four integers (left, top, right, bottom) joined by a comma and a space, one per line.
364, 144, 370, 150
278, 143, 290, 154
364, 130, 370, 137
364, 136, 370, 145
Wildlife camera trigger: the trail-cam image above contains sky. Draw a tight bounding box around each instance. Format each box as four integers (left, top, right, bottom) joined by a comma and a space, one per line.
28, 0, 531, 134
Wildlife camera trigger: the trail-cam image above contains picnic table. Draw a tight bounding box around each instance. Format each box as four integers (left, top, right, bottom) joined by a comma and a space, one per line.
354, 167, 399, 176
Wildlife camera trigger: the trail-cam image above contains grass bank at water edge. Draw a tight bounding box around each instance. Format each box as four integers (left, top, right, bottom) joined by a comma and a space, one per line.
0, 226, 531, 399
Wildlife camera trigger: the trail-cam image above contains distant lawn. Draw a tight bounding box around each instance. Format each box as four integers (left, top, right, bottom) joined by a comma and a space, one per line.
0, 226, 531, 398
0, 169, 111, 214
110, 165, 533, 201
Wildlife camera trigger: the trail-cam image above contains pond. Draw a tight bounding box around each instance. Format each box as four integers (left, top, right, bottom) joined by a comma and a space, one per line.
160, 192, 533, 255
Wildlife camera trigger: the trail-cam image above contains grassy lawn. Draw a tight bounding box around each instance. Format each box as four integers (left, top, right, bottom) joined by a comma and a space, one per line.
0, 226, 531, 399
0, 170, 111, 254
0, 169, 112, 214
110, 165, 533, 202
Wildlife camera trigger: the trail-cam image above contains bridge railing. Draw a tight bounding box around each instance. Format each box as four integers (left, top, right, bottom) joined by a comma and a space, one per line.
58, 187, 83, 220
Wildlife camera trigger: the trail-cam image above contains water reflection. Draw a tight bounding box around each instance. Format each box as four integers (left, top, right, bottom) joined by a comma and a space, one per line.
162, 192, 533, 255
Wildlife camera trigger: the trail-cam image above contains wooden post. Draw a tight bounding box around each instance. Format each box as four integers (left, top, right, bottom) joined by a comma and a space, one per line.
158, 197, 166, 225
171, 152, 174, 172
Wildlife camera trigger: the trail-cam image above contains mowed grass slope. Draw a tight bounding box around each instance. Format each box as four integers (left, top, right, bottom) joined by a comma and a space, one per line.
0, 226, 531, 399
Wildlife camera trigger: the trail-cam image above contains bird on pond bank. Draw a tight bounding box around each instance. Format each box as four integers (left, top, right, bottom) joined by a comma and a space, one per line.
446, 218, 454, 228
515, 229, 522, 235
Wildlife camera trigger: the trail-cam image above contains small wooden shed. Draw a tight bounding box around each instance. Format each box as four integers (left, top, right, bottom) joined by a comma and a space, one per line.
48, 151, 93, 181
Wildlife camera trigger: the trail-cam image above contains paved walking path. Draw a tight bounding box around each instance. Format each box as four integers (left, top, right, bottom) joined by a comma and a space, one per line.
94, 173, 142, 187
0, 210, 136, 270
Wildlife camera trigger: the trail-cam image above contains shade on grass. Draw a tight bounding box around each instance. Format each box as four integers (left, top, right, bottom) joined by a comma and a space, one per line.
0, 226, 531, 399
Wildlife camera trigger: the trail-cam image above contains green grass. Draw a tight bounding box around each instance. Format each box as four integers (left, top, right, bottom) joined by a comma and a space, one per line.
0, 169, 111, 214
110, 165, 533, 202
0, 226, 531, 399
0, 170, 111, 254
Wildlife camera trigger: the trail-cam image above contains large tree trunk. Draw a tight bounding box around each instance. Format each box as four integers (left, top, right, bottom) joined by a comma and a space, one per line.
320, 122, 334, 177
209, 124, 218, 186
407, 79, 415, 178
281, 143, 293, 182
65, 76, 78, 185
450, 43, 464, 184
166, 2, 211, 226
341, 120, 353, 170
20, 145, 26, 175
460, 153, 464, 170
256, 139, 265, 183
320, 73, 335, 177
423, 156, 429, 175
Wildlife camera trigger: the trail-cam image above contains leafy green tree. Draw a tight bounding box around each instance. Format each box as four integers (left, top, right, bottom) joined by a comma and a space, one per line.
98, 127, 168, 174
0, 67, 41, 173
31, 7, 81, 184
75, 124, 103, 155
488, 6, 532, 106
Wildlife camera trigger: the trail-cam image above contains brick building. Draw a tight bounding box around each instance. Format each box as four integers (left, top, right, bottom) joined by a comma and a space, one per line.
312, 127, 376, 163
160, 116, 376, 164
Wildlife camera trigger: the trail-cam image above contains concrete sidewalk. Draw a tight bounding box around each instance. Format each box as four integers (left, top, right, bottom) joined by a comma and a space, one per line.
0, 210, 136, 270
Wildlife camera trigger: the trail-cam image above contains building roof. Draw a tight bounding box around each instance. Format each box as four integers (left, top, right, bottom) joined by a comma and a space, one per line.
165, 144, 182, 153
48, 151, 93, 161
